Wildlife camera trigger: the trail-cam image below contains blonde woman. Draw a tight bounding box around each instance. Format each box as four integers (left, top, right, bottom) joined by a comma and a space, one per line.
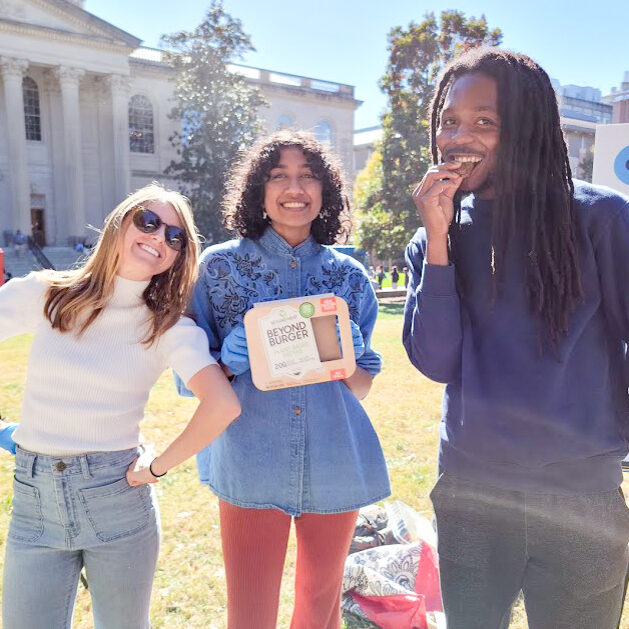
0, 183, 240, 629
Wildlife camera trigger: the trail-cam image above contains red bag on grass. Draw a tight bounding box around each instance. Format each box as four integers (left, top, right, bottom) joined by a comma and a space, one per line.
344, 542, 442, 629
351, 591, 427, 629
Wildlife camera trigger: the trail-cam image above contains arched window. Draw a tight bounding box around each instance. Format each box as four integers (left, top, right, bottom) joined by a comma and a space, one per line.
129, 95, 154, 153
314, 120, 334, 145
276, 114, 293, 129
23, 77, 41, 141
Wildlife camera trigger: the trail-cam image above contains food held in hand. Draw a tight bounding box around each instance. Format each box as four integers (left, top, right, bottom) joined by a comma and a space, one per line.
448, 155, 482, 178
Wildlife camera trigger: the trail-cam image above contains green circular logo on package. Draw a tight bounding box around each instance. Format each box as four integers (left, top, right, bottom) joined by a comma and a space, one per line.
299, 302, 315, 318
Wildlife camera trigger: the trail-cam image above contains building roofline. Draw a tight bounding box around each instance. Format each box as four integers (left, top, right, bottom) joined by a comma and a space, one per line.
0, 17, 137, 53
354, 125, 382, 133
39, 0, 142, 47
130, 46, 357, 98
560, 95, 612, 109
231, 61, 356, 91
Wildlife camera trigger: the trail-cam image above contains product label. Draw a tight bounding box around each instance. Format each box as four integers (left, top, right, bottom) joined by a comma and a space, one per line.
329, 368, 346, 380
320, 296, 337, 313
259, 306, 322, 378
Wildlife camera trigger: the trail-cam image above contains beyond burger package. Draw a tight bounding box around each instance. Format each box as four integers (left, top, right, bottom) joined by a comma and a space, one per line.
243, 293, 356, 391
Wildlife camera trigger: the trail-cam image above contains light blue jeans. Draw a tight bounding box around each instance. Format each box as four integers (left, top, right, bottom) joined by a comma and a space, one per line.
3, 446, 160, 629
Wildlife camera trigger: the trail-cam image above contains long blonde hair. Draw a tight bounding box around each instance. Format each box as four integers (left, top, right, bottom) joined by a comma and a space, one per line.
43, 183, 200, 345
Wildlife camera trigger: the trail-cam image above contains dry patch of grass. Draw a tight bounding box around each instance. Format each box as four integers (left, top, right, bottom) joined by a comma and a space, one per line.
1, 306, 628, 628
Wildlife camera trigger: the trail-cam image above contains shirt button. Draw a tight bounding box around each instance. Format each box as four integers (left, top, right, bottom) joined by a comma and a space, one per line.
289, 259, 297, 269
55, 461, 67, 471
294, 406, 301, 415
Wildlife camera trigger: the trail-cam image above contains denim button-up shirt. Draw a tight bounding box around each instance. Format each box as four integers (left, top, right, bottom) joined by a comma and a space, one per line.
185, 227, 390, 516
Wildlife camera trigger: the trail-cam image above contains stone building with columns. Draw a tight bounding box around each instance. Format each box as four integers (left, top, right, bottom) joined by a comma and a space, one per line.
0, 0, 360, 247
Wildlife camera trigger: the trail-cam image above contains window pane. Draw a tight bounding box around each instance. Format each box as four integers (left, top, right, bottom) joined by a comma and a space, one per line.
129, 95, 154, 153
276, 114, 293, 129
23, 77, 41, 141
314, 120, 333, 144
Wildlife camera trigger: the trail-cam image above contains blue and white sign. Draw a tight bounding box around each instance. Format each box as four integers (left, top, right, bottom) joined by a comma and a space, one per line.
613, 144, 629, 186
593, 124, 629, 194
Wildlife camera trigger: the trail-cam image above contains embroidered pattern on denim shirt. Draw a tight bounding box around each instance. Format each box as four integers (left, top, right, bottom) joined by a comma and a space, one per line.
305, 260, 366, 320
204, 252, 282, 328
190, 235, 390, 514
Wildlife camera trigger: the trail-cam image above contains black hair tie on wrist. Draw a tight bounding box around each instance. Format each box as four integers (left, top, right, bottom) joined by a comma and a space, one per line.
149, 458, 167, 478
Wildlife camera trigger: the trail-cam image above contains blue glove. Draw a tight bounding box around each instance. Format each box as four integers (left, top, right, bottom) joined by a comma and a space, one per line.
0, 423, 18, 455
220, 324, 250, 376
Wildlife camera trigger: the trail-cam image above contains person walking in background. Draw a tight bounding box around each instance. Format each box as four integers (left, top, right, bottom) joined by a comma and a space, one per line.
376, 265, 386, 289
179, 129, 389, 629
402, 266, 409, 289
13, 230, 27, 258
368, 265, 378, 290
404, 47, 629, 629
0, 183, 240, 629
390, 265, 400, 289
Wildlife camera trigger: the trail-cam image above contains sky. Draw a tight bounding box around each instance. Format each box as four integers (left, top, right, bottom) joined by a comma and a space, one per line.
84, 0, 629, 130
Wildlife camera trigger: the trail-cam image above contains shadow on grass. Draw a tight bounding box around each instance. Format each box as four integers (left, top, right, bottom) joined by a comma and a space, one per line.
379, 302, 405, 317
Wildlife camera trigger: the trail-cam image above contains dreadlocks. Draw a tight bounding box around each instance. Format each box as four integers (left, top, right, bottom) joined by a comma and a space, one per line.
430, 47, 583, 349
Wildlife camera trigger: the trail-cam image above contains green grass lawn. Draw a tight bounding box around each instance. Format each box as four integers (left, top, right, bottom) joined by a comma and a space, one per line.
0, 305, 627, 628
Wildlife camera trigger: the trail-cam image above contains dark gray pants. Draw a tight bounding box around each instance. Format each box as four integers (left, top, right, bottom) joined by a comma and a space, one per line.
431, 473, 629, 629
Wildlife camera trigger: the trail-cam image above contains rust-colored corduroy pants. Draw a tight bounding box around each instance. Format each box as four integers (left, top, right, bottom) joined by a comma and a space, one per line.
219, 499, 358, 629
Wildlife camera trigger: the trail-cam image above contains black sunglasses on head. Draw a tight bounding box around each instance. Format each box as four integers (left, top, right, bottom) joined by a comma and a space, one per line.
132, 206, 187, 252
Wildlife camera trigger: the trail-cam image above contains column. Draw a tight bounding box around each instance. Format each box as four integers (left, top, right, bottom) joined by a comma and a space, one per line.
42, 68, 64, 244
107, 74, 131, 201
54, 66, 85, 241
0, 57, 31, 232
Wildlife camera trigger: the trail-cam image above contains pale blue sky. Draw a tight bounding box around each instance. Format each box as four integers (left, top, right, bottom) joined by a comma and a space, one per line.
85, 0, 628, 129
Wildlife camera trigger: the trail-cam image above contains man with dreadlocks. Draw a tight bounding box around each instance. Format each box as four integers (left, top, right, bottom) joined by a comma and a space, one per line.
403, 47, 629, 629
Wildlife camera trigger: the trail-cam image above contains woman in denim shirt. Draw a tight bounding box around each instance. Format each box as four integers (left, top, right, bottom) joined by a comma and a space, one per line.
185, 130, 390, 628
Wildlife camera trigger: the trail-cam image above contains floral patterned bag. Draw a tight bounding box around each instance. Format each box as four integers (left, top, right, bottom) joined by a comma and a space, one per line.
342, 501, 442, 629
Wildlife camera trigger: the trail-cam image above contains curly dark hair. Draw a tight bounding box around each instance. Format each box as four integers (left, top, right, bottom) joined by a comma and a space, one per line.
431, 47, 582, 349
223, 129, 351, 244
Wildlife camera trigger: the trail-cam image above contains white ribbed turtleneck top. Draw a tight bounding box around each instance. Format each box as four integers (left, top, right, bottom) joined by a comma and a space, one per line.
0, 273, 215, 455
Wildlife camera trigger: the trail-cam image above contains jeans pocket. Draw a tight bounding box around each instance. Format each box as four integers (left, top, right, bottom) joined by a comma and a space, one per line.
78, 477, 151, 543
9, 476, 44, 543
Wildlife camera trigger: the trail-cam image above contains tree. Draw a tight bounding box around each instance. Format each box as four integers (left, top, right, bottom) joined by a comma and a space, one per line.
354, 147, 384, 261
578, 146, 594, 182
354, 146, 406, 264
354, 11, 502, 258
161, 1, 266, 242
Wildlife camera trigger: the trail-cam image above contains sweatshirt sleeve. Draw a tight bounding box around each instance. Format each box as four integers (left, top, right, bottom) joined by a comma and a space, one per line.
0, 273, 47, 342
402, 233, 463, 383
595, 199, 629, 342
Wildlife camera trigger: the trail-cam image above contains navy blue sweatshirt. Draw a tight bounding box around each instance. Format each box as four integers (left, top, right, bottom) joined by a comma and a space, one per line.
403, 181, 629, 493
